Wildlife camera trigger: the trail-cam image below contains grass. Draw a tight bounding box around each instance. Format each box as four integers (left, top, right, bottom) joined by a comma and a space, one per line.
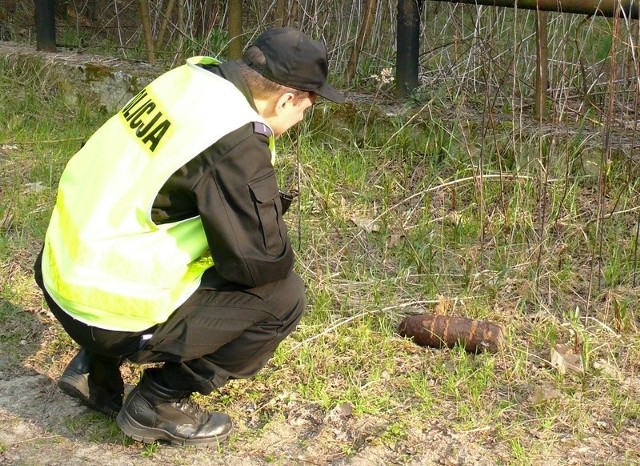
1, 45, 640, 464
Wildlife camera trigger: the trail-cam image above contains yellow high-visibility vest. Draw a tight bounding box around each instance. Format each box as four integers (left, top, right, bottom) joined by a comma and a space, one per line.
42, 56, 275, 331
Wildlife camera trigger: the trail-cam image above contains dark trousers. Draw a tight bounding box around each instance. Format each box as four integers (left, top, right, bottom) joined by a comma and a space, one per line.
35, 252, 306, 395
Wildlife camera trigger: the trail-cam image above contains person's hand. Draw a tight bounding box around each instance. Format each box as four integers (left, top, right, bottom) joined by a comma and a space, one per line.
279, 190, 297, 215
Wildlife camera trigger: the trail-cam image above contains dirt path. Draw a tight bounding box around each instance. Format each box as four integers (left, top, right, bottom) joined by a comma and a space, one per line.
4, 366, 637, 466
0, 366, 505, 466
0, 369, 326, 465
0, 303, 638, 466
0, 276, 504, 466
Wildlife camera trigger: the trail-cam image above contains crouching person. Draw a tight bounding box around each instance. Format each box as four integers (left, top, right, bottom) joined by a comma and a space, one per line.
34, 27, 344, 446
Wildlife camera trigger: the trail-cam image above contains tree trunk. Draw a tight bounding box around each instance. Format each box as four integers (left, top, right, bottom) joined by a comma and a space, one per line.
156, 0, 177, 51
276, 0, 287, 27
227, 0, 244, 59
289, 1, 300, 29
346, 0, 378, 83
535, 10, 549, 121
88, 0, 98, 23
176, 0, 185, 64
138, 0, 156, 64
54, 0, 68, 19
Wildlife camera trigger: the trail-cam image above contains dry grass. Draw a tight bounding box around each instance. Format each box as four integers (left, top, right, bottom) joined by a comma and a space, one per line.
2, 3, 640, 464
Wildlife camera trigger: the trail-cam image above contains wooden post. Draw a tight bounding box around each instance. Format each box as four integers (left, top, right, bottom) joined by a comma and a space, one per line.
138, 0, 156, 64
535, 9, 549, 120
227, 0, 243, 60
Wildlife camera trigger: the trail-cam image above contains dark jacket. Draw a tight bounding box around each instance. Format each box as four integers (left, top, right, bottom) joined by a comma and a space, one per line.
151, 61, 293, 288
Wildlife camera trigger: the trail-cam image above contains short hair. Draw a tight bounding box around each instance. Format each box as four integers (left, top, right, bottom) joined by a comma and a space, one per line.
240, 46, 310, 101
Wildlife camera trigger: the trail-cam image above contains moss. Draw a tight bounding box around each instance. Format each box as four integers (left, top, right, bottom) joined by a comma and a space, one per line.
127, 75, 146, 96
83, 62, 113, 82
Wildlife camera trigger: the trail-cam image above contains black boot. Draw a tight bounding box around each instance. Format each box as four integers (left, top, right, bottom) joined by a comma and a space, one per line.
58, 348, 124, 416
116, 370, 232, 446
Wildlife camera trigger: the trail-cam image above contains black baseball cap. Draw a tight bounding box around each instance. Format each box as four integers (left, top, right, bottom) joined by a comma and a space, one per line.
248, 27, 345, 104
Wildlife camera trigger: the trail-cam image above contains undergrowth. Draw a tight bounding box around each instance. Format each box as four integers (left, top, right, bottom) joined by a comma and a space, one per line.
1, 47, 639, 464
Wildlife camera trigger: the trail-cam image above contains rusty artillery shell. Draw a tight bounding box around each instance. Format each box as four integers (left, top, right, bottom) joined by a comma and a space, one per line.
398, 314, 505, 353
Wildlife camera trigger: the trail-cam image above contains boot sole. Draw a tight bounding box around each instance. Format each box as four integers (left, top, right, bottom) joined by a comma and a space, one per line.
58, 378, 115, 417
58, 377, 125, 417
116, 409, 232, 447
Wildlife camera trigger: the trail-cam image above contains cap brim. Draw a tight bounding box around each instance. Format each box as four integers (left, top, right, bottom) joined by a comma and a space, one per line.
316, 83, 345, 104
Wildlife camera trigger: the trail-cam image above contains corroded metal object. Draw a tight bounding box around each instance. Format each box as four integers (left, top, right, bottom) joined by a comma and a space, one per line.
399, 314, 506, 353
430, 0, 639, 19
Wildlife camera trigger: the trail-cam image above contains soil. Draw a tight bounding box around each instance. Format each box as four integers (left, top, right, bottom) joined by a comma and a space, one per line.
0, 275, 505, 466
0, 328, 499, 466
2, 299, 638, 465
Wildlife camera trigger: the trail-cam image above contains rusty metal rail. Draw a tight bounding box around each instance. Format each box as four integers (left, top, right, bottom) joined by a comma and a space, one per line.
396, 0, 640, 99
430, 0, 639, 18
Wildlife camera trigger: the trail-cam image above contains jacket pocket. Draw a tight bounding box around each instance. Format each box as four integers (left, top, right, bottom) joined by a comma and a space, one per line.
248, 172, 284, 256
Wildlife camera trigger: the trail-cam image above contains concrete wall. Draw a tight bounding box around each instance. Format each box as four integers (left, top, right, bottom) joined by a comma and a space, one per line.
0, 41, 161, 113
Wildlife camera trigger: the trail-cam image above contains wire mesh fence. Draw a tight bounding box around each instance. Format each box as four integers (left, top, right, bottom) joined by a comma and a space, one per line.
7, 2, 638, 124
2, 0, 639, 296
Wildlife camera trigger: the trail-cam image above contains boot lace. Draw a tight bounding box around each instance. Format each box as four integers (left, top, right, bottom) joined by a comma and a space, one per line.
173, 397, 208, 421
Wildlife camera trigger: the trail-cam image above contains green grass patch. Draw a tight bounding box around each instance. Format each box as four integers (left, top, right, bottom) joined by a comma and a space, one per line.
2, 49, 639, 464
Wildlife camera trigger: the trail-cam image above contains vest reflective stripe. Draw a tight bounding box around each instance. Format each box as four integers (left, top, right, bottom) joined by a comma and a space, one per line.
42, 57, 275, 331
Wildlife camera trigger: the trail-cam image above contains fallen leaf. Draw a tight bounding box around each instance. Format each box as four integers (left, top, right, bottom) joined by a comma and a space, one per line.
338, 402, 353, 418
1, 206, 14, 231
0, 143, 18, 154
24, 182, 46, 193
387, 233, 405, 248
593, 359, 622, 381
443, 211, 462, 225
551, 343, 583, 375
529, 383, 562, 404
433, 295, 452, 315
350, 216, 380, 233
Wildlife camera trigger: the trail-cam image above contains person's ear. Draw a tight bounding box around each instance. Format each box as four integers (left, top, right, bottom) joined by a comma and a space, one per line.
273, 92, 295, 115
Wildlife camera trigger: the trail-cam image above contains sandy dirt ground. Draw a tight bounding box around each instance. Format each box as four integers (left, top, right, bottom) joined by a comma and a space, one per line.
0, 361, 502, 466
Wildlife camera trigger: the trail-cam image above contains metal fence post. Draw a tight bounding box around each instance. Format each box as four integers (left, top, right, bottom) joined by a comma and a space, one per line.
35, 0, 56, 52
396, 0, 422, 99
